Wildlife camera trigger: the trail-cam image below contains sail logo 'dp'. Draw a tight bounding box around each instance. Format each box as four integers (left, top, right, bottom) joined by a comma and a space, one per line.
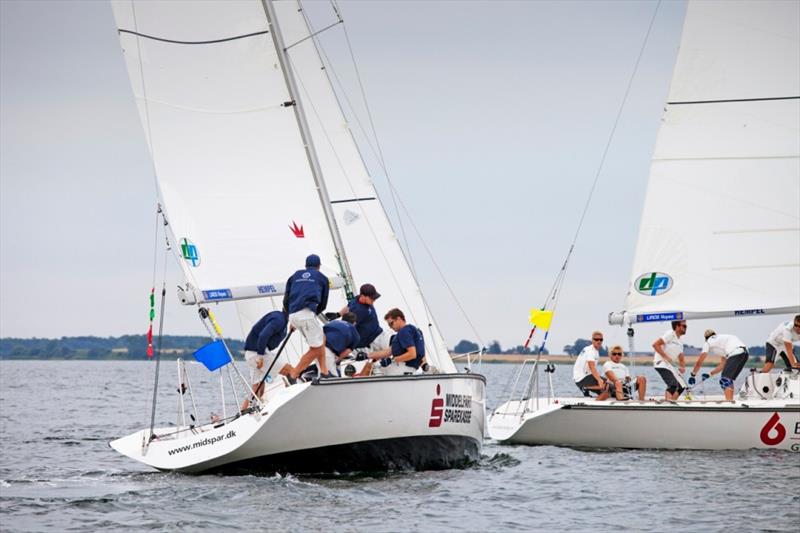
289, 221, 304, 238
635, 272, 672, 296
180, 238, 200, 267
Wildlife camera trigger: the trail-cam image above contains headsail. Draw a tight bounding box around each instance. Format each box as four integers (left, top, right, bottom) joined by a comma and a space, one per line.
613, 0, 800, 325
111, 0, 455, 371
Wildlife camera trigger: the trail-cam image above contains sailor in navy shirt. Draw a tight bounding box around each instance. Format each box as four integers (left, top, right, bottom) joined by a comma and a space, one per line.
321, 313, 361, 375
241, 310, 291, 410
284, 254, 332, 380
339, 283, 388, 351
245, 310, 288, 356
367, 307, 425, 376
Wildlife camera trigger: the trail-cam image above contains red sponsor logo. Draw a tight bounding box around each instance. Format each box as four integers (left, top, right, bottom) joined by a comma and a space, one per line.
289, 221, 304, 238
760, 412, 786, 446
429, 384, 443, 428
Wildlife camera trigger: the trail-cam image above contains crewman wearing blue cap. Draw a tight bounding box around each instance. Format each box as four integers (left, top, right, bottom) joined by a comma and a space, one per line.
283, 254, 331, 380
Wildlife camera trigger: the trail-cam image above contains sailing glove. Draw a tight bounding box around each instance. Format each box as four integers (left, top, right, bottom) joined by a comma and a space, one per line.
380, 357, 392, 368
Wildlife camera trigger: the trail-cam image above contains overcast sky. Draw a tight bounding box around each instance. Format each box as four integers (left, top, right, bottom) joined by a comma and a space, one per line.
1, 0, 791, 352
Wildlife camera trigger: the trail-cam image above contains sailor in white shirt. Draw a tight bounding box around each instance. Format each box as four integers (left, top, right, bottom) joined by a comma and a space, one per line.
572, 331, 610, 400
602, 345, 647, 401
760, 315, 800, 373
690, 329, 749, 401
651, 320, 688, 400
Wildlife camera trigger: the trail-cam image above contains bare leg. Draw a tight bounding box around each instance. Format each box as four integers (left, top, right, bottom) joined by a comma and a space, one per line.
614, 381, 625, 400
241, 381, 265, 411
760, 361, 774, 373
356, 361, 374, 377
637, 376, 646, 400
724, 387, 734, 401
290, 345, 327, 379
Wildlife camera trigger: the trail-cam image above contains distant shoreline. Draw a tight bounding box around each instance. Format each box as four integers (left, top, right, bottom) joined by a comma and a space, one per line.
467, 354, 765, 366
0, 354, 767, 367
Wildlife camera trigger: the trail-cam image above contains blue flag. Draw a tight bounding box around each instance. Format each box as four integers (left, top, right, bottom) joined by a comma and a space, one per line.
193, 340, 231, 371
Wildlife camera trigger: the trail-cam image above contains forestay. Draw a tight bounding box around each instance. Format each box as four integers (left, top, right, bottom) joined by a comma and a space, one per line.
111, 0, 454, 372
618, 0, 800, 323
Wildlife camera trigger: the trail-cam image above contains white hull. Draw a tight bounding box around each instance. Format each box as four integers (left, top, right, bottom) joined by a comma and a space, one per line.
111, 374, 485, 473
489, 395, 800, 451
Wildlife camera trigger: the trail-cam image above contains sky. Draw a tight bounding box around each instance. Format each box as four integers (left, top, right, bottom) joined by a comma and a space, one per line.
0, 0, 793, 352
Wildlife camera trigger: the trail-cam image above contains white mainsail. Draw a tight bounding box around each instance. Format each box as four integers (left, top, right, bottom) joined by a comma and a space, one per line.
111, 0, 455, 371
617, 0, 800, 323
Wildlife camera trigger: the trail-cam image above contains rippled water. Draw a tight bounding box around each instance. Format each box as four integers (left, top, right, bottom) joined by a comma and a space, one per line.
1, 361, 798, 532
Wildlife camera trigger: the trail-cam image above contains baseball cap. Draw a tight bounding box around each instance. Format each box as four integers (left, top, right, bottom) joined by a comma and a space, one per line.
305, 254, 321, 268
359, 283, 381, 300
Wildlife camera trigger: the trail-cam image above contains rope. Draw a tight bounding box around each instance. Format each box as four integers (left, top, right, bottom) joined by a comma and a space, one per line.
147, 252, 169, 442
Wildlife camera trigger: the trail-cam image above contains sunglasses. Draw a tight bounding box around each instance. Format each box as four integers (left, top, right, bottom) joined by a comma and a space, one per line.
610, 352, 622, 356
592, 338, 603, 342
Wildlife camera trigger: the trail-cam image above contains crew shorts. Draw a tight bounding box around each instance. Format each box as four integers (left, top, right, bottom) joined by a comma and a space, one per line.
369, 329, 390, 352
324, 347, 338, 374
575, 375, 606, 397
289, 309, 324, 348
722, 351, 749, 380
765, 343, 791, 367
245, 349, 286, 383
655, 366, 685, 394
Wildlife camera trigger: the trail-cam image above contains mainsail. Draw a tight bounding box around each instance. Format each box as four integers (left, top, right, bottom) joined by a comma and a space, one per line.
614, 0, 800, 324
111, 0, 455, 371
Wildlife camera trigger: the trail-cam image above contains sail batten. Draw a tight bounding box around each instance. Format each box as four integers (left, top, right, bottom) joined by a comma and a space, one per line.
617, 0, 800, 322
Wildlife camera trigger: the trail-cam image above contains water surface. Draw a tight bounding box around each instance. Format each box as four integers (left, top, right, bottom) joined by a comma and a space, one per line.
1, 361, 797, 531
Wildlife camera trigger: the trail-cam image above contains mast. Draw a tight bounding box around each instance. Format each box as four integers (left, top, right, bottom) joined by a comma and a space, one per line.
261, 0, 355, 296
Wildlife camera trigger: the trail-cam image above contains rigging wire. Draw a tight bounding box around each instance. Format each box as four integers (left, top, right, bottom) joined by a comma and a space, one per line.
285, 52, 417, 322
332, 0, 417, 280
298, 0, 417, 279
531, 0, 663, 348
148, 247, 169, 442
305, 0, 484, 348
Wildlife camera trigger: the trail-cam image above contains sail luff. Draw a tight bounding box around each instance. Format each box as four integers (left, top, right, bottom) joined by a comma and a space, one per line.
260, 0, 355, 297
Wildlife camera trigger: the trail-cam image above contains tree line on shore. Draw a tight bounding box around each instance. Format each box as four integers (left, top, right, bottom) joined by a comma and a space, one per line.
0, 336, 244, 360
457, 338, 771, 357
0, 335, 777, 360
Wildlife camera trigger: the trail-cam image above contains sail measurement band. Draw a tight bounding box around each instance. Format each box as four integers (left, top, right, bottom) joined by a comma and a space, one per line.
330, 197, 376, 204
667, 96, 800, 105
117, 29, 269, 45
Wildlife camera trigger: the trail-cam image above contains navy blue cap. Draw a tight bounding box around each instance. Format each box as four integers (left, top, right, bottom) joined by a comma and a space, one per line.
305, 254, 321, 268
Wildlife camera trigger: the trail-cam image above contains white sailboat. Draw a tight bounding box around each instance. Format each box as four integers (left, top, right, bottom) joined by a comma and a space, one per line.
108, 0, 485, 473
489, 0, 800, 451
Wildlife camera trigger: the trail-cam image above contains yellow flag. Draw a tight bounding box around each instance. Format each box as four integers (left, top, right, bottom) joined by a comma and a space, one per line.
529, 309, 554, 330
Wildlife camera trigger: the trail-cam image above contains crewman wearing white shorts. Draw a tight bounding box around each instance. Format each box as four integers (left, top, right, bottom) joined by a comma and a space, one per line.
283, 254, 331, 381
